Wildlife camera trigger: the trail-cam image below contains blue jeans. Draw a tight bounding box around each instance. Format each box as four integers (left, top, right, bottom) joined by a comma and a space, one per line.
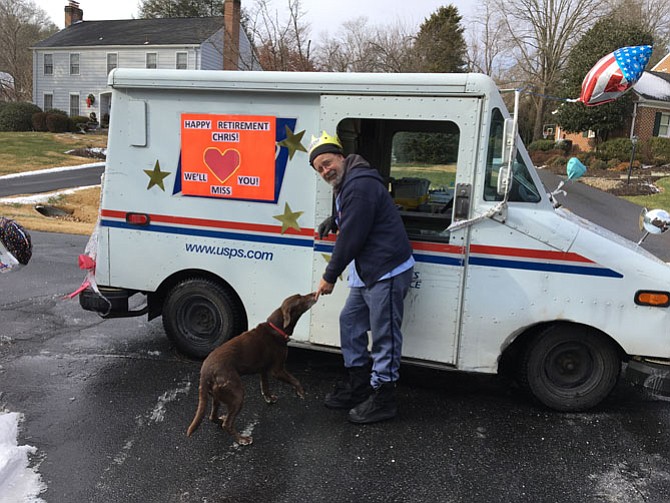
339, 267, 413, 388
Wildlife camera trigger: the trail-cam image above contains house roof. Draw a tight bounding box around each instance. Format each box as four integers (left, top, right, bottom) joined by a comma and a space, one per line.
34, 17, 225, 48
651, 53, 670, 73
633, 71, 670, 102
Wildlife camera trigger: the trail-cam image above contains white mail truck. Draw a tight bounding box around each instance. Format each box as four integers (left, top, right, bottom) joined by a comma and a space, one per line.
79, 68, 670, 411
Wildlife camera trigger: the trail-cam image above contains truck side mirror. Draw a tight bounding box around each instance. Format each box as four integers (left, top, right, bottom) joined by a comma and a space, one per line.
638, 208, 670, 244
497, 118, 517, 196
501, 118, 516, 166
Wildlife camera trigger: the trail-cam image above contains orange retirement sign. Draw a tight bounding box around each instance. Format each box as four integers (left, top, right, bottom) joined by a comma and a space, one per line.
180, 114, 276, 200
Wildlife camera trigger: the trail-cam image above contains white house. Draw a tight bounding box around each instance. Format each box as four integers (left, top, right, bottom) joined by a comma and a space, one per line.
31, 0, 257, 122
0, 72, 14, 101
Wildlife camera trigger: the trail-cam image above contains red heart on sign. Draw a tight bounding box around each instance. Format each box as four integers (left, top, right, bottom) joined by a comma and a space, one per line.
203, 148, 241, 183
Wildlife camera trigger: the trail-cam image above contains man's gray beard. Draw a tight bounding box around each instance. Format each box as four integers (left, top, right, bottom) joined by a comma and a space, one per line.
330, 172, 343, 190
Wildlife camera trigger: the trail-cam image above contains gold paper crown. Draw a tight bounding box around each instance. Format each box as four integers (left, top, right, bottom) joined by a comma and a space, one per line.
308, 130, 342, 155
308, 131, 343, 166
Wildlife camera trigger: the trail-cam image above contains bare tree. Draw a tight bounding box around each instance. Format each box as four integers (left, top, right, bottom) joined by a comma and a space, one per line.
139, 0, 223, 18
0, 0, 56, 101
245, 0, 314, 71
495, 0, 602, 140
316, 17, 415, 73
466, 0, 507, 78
317, 18, 378, 72
605, 0, 670, 54
366, 21, 416, 73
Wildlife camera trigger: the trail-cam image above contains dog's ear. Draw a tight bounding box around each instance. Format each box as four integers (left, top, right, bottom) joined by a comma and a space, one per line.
281, 304, 292, 329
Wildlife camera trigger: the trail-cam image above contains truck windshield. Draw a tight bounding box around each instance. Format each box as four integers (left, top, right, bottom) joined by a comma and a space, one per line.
484, 108, 541, 203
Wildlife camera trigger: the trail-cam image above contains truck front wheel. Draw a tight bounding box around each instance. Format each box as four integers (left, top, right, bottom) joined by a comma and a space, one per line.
520, 324, 621, 411
162, 278, 243, 359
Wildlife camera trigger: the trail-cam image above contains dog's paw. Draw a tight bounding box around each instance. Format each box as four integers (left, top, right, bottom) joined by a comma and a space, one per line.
236, 435, 253, 446
210, 414, 225, 424
263, 394, 278, 404
295, 387, 305, 399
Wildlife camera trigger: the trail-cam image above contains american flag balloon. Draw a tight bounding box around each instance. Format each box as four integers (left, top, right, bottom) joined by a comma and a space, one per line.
579, 45, 652, 106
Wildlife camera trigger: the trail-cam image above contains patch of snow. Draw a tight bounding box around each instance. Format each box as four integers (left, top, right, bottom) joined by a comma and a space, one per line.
0, 162, 105, 181
0, 412, 46, 503
149, 382, 191, 423
0, 185, 100, 205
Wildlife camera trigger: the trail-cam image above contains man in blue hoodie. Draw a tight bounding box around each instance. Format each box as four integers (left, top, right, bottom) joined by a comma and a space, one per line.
310, 131, 414, 424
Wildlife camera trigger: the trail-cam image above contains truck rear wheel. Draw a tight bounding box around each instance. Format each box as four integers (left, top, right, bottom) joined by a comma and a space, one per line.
162, 278, 244, 359
520, 324, 620, 411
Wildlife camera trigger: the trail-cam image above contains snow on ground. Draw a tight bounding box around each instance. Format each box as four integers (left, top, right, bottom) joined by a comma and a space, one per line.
0, 161, 105, 501
0, 185, 101, 205
0, 161, 105, 181
64, 148, 106, 158
0, 412, 46, 503
0, 162, 105, 204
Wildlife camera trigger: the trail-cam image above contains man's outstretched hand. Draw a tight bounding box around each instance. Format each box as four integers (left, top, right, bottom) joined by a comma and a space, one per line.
314, 278, 334, 301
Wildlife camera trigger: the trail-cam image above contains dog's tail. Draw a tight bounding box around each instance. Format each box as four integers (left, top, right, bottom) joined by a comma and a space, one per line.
186, 378, 208, 437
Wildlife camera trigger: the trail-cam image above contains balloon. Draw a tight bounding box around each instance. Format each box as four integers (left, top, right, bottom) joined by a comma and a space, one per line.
566, 157, 586, 180
0, 217, 31, 273
579, 45, 652, 106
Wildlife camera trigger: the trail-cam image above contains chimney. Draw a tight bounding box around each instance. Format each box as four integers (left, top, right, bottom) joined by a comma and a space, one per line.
65, 1, 83, 28
223, 0, 241, 70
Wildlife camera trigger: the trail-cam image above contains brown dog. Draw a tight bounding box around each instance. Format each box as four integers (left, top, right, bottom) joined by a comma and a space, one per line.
186, 292, 316, 445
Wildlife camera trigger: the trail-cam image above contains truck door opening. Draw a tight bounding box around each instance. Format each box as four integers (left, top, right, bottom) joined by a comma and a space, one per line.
335, 117, 458, 242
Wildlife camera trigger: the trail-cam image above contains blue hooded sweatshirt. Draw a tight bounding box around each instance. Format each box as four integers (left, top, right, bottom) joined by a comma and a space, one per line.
323, 154, 413, 288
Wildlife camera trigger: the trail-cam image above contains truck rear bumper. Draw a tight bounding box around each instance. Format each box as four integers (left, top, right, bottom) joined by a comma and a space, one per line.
625, 358, 670, 397
79, 286, 148, 318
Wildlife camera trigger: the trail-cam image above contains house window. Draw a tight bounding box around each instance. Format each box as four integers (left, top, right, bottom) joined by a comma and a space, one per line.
70, 94, 80, 117
70, 53, 80, 75
146, 53, 157, 69
44, 93, 53, 110
44, 54, 53, 75
176, 52, 187, 69
659, 113, 670, 137
107, 53, 118, 74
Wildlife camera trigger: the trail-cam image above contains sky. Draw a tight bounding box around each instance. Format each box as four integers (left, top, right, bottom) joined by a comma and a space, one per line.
33, 0, 475, 41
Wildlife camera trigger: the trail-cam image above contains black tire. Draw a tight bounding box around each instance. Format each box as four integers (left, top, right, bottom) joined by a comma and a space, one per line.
162, 277, 244, 359
520, 324, 621, 411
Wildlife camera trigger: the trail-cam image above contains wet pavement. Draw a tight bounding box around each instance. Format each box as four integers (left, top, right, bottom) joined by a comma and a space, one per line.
3, 232, 670, 502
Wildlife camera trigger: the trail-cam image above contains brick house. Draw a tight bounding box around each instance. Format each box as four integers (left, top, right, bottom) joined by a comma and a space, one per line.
629, 71, 670, 140
31, 0, 256, 122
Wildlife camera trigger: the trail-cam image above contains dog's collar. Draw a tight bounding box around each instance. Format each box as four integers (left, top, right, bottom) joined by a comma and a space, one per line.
268, 321, 290, 341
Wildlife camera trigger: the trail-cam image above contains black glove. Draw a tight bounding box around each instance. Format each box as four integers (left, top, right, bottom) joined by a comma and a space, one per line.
317, 216, 338, 239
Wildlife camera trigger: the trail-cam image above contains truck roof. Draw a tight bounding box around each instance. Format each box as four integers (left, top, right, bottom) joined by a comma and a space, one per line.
108, 69, 499, 96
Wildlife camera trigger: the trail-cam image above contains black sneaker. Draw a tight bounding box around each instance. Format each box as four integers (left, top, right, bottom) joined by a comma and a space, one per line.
324, 366, 372, 409
348, 383, 397, 424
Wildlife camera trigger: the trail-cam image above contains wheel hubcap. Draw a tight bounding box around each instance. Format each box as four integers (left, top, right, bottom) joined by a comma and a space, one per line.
545, 343, 594, 388
181, 299, 219, 340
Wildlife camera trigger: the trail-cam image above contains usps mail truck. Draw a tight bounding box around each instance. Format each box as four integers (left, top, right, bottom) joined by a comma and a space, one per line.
79, 68, 670, 411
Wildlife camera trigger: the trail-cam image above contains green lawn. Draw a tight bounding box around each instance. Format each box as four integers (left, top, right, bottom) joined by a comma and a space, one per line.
391, 163, 457, 190
0, 131, 107, 175
622, 177, 670, 213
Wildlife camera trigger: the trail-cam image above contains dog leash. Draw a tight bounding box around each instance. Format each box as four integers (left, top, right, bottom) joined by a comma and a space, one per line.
268, 321, 290, 341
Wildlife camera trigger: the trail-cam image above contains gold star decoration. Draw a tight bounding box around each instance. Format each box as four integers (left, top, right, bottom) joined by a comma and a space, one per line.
273, 202, 304, 234
144, 160, 171, 191
277, 126, 307, 160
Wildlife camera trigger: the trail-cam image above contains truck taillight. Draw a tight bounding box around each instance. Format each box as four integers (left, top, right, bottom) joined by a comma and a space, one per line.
635, 290, 670, 307
125, 213, 150, 226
